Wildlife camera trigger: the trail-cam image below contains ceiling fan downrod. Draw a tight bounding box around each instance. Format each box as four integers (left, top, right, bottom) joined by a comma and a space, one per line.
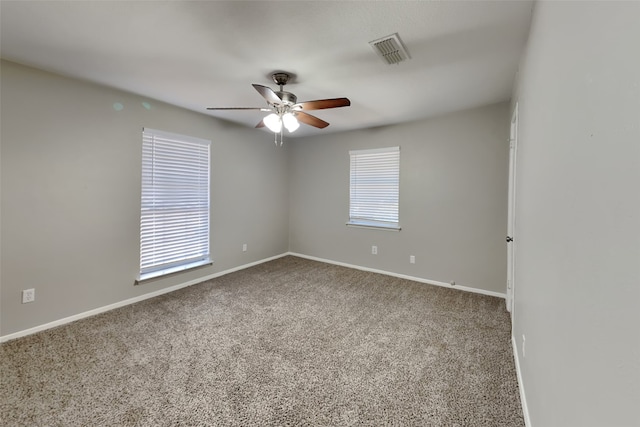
274, 129, 284, 147
271, 72, 297, 106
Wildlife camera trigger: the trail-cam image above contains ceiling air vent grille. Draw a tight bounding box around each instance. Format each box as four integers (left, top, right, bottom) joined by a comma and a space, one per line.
369, 33, 410, 65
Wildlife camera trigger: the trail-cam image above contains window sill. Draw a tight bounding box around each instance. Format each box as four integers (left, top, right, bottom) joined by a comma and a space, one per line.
136, 259, 213, 285
346, 221, 401, 231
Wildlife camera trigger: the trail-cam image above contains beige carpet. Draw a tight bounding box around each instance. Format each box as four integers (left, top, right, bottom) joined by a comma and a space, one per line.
1, 256, 524, 426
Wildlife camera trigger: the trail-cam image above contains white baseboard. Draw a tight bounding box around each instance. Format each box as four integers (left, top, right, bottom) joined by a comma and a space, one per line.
287, 252, 506, 299
1, 252, 505, 343
512, 333, 532, 427
0, 253, 289, 343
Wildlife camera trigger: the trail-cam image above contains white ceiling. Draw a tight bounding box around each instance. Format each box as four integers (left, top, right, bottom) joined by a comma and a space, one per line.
0, 0, 534, 138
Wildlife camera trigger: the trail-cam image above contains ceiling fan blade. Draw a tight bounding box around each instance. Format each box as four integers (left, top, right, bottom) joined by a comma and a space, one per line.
252, 84, 282, 105
207, 107, 270, 111
296, 98, 351, 111
255, 120, 265, 128
296, 111, 329, 129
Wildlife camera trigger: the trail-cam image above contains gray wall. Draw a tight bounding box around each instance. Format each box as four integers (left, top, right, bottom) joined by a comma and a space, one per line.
0, 61, 508, 336
289, 103, 510, 294
1, 60, 512, 338
512, 2, 640, 426
0, 61, 290, 336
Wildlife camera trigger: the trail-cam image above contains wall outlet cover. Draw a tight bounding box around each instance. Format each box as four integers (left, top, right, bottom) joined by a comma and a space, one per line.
22, 288, 35, 304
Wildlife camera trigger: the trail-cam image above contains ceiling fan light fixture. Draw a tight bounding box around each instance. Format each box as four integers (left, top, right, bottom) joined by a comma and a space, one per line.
207, 71, 351, 139
282, 113, 299, 132
264, 113, 282, 133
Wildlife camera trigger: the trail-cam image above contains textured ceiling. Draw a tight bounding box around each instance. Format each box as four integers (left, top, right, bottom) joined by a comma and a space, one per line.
0, 0, 534, 138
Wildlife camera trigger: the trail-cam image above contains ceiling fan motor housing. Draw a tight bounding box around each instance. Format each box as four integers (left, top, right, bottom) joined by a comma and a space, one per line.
276, 91, 297, 106
271, 73, 297, 106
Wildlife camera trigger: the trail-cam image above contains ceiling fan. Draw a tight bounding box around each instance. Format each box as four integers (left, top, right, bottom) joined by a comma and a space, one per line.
207, 72, 350, 144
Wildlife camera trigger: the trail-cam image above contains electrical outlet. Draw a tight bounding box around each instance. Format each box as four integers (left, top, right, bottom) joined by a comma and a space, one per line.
22, 288, 35, 304
242, 243, 247, 252
409, 255, 415, 264
371, 245, 378, 255
522, 334, 526, 358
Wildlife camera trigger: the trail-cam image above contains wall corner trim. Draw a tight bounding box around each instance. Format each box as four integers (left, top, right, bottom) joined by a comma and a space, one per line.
512, 333, 532, 427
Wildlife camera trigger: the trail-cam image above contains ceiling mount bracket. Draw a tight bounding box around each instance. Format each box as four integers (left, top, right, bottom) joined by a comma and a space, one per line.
272, 72, 291, 89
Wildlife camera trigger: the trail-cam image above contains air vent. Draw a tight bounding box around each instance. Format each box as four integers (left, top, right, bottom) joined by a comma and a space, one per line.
369, 33, 410, 65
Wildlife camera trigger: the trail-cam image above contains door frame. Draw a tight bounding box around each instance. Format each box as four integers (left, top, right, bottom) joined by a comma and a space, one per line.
506, 103, 519, 316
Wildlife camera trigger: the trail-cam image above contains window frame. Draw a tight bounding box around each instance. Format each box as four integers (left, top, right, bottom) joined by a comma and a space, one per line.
137, 128, 212, 283
347, 146, 401, 231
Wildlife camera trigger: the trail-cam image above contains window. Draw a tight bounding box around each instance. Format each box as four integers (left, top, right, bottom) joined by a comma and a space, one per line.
348, 146, 400, 230
139, 128, 211, 281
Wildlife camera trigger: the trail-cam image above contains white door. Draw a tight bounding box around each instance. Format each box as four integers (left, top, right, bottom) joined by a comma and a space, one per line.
506, 103, 518, 315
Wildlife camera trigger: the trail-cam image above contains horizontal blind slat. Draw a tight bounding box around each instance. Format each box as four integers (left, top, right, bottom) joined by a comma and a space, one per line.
140, 129, 211, 276
349, 147, 400, 225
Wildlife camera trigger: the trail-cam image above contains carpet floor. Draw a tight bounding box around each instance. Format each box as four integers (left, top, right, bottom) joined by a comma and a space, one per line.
1, 256, 524, 426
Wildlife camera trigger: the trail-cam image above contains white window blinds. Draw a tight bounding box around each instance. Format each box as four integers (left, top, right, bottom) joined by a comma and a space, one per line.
348, 146, 400, 230
139, 128, 211, 280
